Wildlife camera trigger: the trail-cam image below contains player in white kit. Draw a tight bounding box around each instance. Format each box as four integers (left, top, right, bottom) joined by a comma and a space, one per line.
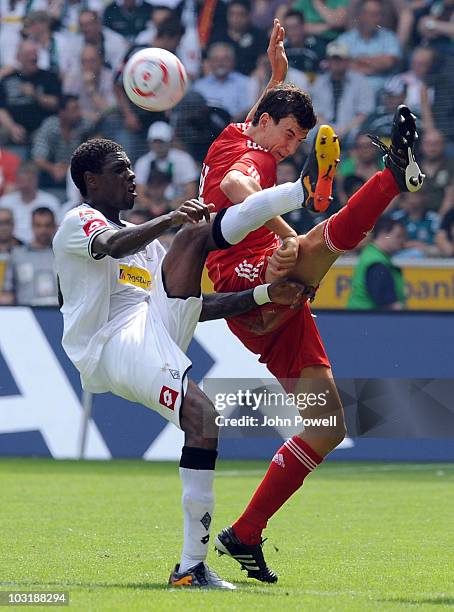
53, 138, 312, 589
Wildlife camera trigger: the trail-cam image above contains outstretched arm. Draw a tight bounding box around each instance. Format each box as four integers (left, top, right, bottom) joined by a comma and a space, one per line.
92, 200, 213, 259
245, 18, 288, 122
199, 279, 308, 321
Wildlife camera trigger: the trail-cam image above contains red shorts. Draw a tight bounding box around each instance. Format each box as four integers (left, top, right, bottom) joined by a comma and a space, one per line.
208, 247, 331, 385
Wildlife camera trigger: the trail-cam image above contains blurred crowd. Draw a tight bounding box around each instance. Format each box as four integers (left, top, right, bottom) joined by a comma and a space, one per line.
0, 0, 453, 306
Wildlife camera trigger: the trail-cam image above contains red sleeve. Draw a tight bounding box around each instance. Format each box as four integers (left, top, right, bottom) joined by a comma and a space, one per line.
229, 150, 277, 189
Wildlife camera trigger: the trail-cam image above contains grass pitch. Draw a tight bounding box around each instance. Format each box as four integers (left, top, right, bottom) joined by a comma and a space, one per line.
1, 459, 453, 611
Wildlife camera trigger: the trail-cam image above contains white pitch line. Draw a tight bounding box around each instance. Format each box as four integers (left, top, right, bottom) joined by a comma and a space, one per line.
217, 464, 454, 477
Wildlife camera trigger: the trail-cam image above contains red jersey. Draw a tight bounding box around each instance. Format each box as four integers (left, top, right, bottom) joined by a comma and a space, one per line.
202, 123, 280, 288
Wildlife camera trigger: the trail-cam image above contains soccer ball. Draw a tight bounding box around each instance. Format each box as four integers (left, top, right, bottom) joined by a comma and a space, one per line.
123, 47, 188, 112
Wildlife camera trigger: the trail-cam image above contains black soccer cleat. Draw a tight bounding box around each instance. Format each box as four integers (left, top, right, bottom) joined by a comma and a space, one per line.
168, 561, 236, 590
214, 526, 278, 583
300, 124, 340, 213
368, 104, 425, 193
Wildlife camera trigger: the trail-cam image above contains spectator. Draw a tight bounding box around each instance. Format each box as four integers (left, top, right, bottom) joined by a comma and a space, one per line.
251, 0, 290, 30
361, 77, 410, 144
211, 0, 269, 75
248, 52, 310, 106
23, 10, 77, 76
291, 0, 348, 58
0, 207, 22, 253
139, 168, 174, 219
278, 159, 315, 235
0, 0, 47, 75
78, 9, 128, 73
173, 90, 231, 163
0, 40, 61, 149
435, 206, 454, 256
193, 43, 253, 120
347, 0, 415, 50
64, 44, 117, 126
391, 191, 440, 257
0, 207, 23, 305
32, 95, 90, 190
134, 121, 198, 209
103, 0, 153, 43
419, 129, 454, 215
195, 0, 228, 49
0, 146, 21, 196
347, 217, 407, 310
394, 46, 436, 114
310, 41, 375, 145
337, 133, 382, 202
3, 207, 58, 306
0, 161, 60, 244
421, 55, 454, 155
48, 0, 105, 34
283, 10, 319, 79
417, 0, 454, 54
336, 0, 401, 95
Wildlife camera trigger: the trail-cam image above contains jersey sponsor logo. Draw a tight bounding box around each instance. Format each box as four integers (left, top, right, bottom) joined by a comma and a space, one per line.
118, 265, 152, 291
79, 209, 98, 223
246, 139, 267, 152
234, 259, 264, 283
247, 165, 261, 182
159, 386, 179, 410
83, 218, 108, 236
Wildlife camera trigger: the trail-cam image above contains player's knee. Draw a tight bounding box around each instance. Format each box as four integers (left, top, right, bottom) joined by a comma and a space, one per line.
180, 392, 219, 447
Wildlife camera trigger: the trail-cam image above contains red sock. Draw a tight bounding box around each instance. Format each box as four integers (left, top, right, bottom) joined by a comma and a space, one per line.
232, 437, 323, 545
325, 168, 400, 252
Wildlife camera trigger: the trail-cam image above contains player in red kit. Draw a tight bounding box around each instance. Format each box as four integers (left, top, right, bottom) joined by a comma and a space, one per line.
202, 20, 425, 582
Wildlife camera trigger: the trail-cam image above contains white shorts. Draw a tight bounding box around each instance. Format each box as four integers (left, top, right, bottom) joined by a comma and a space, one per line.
91, 265, 202, 428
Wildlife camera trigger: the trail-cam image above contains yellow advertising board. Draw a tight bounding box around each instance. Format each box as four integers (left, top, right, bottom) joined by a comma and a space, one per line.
314, 258, 454, 311
202, 258, 454, 311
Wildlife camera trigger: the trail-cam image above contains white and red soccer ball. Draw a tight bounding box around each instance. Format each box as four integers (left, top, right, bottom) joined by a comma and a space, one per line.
123, 48, 188, 112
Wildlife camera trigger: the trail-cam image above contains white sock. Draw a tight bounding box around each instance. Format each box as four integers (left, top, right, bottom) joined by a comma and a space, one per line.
220, 180, 305, 245
179, 467, 215, 573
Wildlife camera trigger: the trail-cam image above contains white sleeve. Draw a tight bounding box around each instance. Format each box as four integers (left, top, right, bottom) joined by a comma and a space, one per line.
58, 208, 113, 260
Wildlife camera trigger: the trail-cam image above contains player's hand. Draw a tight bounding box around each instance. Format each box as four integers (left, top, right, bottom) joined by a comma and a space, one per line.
169, 199, 214, 226
268, 279, 307, 309
267, 236, 299, 278
267, 18, 288, 84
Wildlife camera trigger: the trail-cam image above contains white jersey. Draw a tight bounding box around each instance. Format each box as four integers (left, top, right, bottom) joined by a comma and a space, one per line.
53, 204, 166, 383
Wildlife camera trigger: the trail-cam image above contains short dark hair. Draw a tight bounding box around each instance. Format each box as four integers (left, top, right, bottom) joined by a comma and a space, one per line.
32, 207, 55, 223
156, 14, 185, 39
59, 94, 79, 111
373, 217, 404, 238
285, 9, 305, 23
251, 84, 317, 130
71, 138, 124, 197
228, 0, 251, 12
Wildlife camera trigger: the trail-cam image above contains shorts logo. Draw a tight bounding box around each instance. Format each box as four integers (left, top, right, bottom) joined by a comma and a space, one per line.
159, 386, 179, 410
169, 369, 180, 380
118, 265, 152, 291
83, 218, 107, 236
234, 259, 263, 283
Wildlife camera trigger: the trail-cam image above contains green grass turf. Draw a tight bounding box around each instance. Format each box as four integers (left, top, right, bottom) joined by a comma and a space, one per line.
0, 459, 453, 611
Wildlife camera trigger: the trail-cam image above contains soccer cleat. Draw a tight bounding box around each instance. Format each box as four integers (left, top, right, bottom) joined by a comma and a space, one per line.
368, 104, 425, 192
168, 562, 236, 590
300, 124, 340, 213
214, 526, 278, 583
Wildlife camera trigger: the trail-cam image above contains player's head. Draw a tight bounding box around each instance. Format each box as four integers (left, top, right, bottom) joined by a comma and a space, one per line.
372, 217, 406, 254
70, 139, 136, 210
250, 84, 316, 161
